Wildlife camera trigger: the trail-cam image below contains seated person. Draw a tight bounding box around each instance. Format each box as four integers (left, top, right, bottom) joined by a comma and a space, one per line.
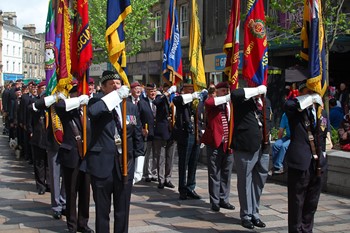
269, 113, 290, 175
338, 113, 350, 151
329, 98, 344, 130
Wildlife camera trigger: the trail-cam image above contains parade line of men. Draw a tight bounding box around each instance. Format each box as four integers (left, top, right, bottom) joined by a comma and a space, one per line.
1, 71, 327, 233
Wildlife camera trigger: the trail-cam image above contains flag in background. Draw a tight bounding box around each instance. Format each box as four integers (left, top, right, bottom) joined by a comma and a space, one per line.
55, 0, 73, 96
162, 0, 183, 85
242, 0, 268, 86
300, 0, 327, 97
189, 0, 206, 91
45, 0, 57, 96
223, 0, 240, 90
71, 0, 93, 94
106, 0, 131, 87
45, 0, 63, 144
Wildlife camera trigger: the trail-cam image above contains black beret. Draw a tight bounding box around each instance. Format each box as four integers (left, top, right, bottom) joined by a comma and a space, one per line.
101, 70, 121, 84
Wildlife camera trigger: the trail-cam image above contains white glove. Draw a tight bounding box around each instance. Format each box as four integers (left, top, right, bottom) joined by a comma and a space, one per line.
78, 95, 89, 106
117, 85, 130, 99
44, 95, 57, 107
296, 94, 313, 110
244, 85, 266, 99
214, 94, 231, 106
192, 92, 199, 99
56, 92, 67, 100
133, 156, 145, 185
257, 85, 267, 95
167, 85, 177, 94
64, 97, 80, 111
311, 93, 323, 107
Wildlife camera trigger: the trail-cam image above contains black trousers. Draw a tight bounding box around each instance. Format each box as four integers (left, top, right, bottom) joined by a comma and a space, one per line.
63, 166, 91, 232
288, 163, 323, 233
91, 165, 133, 233
31, 145, 48, 192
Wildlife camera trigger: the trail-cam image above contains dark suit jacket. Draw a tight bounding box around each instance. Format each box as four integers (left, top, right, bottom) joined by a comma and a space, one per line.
33, 97, 60, 151
28, 95, 47, 149
55, 99, 89, 168
172, 95, 198, 143
284, 98, 328, 171
153, 94, 172, 141
138, 97, 156, 140
230, 89, 272, 153
86, 93, 144, 179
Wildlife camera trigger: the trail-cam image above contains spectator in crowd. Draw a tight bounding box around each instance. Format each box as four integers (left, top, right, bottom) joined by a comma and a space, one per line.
329, 98, 344, 130
336, 83, 349, 114
338, 113, 350, 151
269, 112, 290, 175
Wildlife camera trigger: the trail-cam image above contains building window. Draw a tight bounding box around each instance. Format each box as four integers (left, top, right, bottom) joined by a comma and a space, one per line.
19, 47, 21, 56
24, 53, 27, 63
6, 61, 9, 72
29, 68, 32, 77
6, 45, 9, 55
13, 46, 15, 56
155, 12, 162, 42
180, 4, 189, 38
13, 62, 15, 72
18, 62, 21, 72
30, 53, 32, 63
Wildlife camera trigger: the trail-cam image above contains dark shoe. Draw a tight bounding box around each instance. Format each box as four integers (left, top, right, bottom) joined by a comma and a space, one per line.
241, 219, 254, 229
38, 190, 45, 195
164, 181, 175, 188
52, 211, 62, 219
27, 159, 33, 165
151, 177, 157, 182
145, 178, 152, 182
158, 183, 164, 189
211, 204, 220, 212
273, 168, 285, 175
61, 209, 66, 216
179, 193, 187, 200
68, 230, 76, 233
187, 190, 201, 199
252, 218, 266, 228
77, 227, 94, 233
45, 186, 51, 192
219, 202, 235, 210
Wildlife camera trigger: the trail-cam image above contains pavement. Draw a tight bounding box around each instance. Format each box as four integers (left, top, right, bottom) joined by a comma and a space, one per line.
1, 132, 350, 233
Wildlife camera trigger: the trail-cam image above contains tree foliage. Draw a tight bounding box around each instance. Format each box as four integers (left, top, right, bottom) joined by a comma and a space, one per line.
267, 0, 349, 50
89, 0, 158, 63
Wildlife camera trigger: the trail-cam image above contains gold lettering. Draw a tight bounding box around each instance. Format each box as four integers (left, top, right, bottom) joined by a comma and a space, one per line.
244, 41, 255, 57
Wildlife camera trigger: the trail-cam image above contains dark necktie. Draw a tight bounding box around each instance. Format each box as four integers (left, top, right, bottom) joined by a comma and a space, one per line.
113, 110, 122, 135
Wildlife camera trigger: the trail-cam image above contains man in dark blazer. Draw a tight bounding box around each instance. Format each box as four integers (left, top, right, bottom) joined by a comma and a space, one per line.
54, 83, 93, 233
19, 82, 37, 163
27, 81, 49, 195
230, 85, 271, 229
153, 83, 177, 189
284, 82, 328, 233
32, 87, 66, 220
86, 71, 144, 233
138, 83, 158, 182
172, 81, 202, 200
201, 82, 235, 212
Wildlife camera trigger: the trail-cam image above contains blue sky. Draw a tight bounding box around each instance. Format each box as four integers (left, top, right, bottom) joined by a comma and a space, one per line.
0, 0, 48, 33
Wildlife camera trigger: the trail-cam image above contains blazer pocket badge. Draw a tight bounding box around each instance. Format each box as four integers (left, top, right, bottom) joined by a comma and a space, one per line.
126, 115, 137, 125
